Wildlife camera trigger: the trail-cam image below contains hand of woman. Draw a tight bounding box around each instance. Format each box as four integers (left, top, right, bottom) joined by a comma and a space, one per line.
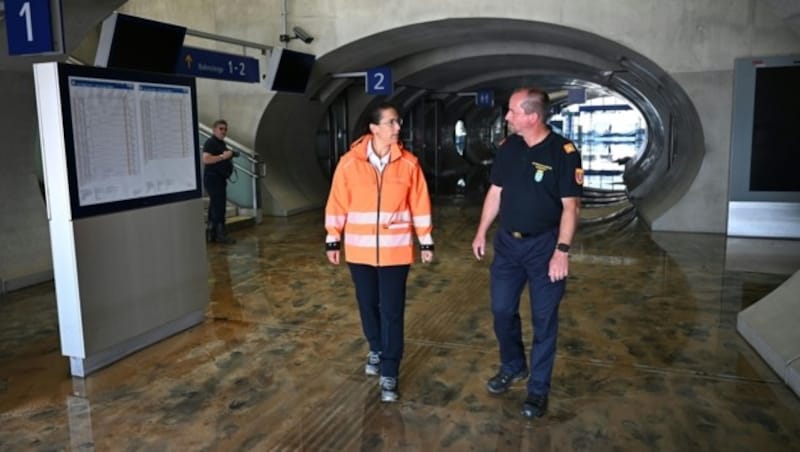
326, 250, 340, 265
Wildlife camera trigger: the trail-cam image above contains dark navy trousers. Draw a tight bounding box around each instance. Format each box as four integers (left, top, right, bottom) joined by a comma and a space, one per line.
204, 173, 227, 225
490, 228, 565, 396
348, 263, 410, 378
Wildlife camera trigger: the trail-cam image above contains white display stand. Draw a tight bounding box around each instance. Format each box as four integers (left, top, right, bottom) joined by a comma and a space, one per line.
33, 62, 209, 377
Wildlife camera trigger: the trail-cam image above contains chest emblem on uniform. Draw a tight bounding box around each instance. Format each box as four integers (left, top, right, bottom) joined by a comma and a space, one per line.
531, 161, 552, 183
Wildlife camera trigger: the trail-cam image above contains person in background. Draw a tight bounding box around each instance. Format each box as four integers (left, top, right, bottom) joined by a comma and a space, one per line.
325, 102, 434, 403
202, 119, 236, 244
471, 87, 583, 419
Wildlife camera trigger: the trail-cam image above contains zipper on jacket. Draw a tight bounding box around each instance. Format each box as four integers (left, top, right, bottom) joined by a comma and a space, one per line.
374, 164, 383, 266
373, 157, 396, 266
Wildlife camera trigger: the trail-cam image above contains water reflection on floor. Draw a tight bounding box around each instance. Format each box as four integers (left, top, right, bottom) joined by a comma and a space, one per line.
1, 202, 799, 450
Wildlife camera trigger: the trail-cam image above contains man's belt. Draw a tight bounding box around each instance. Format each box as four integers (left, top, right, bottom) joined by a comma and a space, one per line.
509, 230, 533, 239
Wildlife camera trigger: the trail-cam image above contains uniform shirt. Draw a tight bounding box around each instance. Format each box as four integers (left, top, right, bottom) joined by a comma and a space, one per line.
203, 135, 233, 178
490, 131, 583, 235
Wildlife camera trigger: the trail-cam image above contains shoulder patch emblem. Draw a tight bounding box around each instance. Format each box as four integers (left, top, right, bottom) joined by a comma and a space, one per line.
575, 168, 584, 186
563, 142, 577, 154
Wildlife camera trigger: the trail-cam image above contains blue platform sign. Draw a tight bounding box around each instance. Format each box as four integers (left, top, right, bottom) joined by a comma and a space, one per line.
366, 67, 392, 95
175, 46, 260, 83
476, 89, 494, 107
5, 0, 58, 55
567, 88, 586, 104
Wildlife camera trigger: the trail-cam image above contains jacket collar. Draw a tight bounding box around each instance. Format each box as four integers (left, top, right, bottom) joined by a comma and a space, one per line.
350, 134, 403, 162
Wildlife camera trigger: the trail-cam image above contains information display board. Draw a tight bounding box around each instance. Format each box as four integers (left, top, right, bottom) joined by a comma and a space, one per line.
264, 47, 315, 94
56, 64, 201, 218
94, 12, 186, 74
730, 55, 800, 202
728, 55, 800, 238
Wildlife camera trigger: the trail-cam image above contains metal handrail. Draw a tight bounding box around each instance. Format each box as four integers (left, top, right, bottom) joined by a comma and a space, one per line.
199, 125, 265, 222
198, 123, 257, 159
185, 28, 273, 54
233, 164, 259, 179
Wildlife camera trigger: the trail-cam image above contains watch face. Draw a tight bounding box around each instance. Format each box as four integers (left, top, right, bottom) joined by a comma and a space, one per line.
557, 243, 570, 253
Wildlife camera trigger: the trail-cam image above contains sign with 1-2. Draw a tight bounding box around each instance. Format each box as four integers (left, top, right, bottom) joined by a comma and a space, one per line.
4, 0, 62, 55
175, 46, 260, 83
366, 67, 392, 96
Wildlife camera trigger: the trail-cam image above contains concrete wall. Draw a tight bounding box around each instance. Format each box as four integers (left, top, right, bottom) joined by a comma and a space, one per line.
117, 0, 274, 150
0, 71, 51, 292
0, 0, 127, 292
652, 71, 734, 233
1, 0, 799, 288
83, 0, 800, 225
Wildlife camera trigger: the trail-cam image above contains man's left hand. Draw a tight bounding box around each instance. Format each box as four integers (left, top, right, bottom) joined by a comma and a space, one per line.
548, 251, 569, 282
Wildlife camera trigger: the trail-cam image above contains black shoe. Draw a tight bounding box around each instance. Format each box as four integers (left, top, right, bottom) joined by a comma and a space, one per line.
486, 368, 529, 394
520, 394, 548, 418
214, 223, 236, 244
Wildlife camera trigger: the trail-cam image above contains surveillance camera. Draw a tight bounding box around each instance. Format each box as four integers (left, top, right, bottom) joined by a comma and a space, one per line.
292, 26, 314, 44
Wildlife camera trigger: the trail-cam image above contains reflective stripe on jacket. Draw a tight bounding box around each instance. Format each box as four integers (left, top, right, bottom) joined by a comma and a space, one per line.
325, 134, 433, 266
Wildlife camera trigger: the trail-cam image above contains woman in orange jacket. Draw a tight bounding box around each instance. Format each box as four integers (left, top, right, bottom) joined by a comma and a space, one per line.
325, 102, 434, 402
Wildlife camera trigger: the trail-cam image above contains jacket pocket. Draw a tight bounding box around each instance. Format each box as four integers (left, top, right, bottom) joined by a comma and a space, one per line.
385, 222, 411, 230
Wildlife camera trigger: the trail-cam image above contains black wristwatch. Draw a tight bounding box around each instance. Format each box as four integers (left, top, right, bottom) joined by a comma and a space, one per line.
556, 243, 570, 253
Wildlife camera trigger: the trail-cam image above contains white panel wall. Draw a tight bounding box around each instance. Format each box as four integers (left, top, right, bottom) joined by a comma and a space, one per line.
34, 62, 209, 376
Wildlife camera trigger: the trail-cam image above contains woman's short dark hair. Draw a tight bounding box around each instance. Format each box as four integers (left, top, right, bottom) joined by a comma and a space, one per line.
367, 102, 400, 126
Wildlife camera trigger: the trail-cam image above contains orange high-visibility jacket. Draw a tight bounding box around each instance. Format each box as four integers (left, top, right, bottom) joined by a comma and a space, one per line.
325, 135, 434, 266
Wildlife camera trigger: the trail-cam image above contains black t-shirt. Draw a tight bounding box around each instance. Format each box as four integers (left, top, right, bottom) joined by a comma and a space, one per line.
203, 135, 233, 178
490, 131, 583, 235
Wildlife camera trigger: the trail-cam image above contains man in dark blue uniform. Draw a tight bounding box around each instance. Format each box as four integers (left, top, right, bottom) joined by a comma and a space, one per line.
202, 119, 236, 244
472, 87, 583, 419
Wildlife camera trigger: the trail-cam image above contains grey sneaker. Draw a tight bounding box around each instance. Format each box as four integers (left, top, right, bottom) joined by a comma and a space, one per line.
365, 351, 380, 376
379, 376, 398, 402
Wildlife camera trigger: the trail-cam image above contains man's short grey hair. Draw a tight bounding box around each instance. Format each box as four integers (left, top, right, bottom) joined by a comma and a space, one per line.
514, 88, 551, 120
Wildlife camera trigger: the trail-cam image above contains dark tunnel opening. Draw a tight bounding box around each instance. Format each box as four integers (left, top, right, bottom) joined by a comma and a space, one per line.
315, 81, 651, 228
257, 18, 704, 227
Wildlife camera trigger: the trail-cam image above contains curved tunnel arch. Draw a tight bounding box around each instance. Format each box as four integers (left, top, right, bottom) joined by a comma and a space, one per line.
255, 18, 704, 224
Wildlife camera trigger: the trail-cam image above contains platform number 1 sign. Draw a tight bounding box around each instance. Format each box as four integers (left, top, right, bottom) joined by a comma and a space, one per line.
4, 0, 63, 56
